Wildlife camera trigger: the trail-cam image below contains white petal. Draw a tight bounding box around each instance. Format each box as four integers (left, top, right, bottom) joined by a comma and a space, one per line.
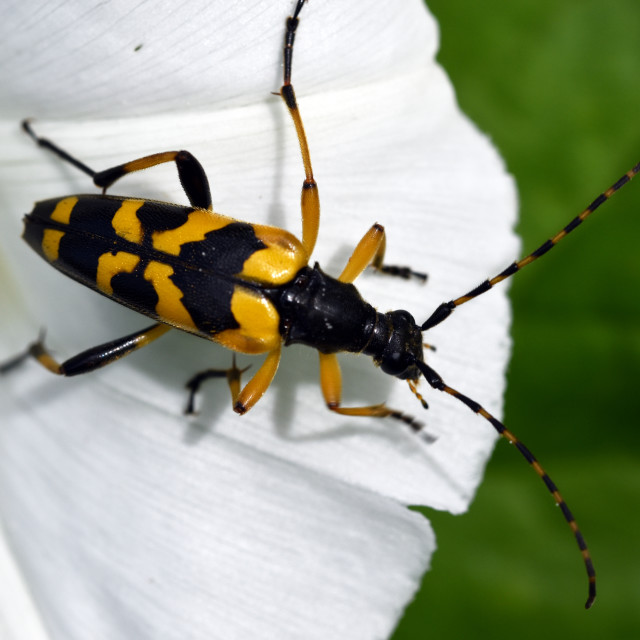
1, 380, 433, 640
0, 0, 517, 638
0, 531, 49, 640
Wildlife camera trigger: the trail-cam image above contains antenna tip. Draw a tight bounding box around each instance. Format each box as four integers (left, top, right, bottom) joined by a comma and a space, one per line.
585, 582, 596, 609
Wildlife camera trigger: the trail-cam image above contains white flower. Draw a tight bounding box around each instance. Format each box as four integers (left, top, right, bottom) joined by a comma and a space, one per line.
0, 1, 517, 638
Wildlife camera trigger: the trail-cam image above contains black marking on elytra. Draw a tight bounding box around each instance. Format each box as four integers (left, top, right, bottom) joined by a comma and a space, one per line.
110, 270, 159, 316
170, 269, 239, 335
171, 223, 268, 334
176, 222, 265, 273
136, 199, 191, 232
24, 197, 124, 282
24, 197, 274, 337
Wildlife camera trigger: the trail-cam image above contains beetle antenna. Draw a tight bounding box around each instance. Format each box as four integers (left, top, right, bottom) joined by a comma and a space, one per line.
414, 358, 596, 609
422, 162, 640, 331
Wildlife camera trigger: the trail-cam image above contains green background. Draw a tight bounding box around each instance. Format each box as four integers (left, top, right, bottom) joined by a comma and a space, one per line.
395, 1, 640, 638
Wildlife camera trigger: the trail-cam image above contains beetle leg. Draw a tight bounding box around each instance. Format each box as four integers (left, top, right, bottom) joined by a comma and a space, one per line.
0, 343, 35, 374
22, 120, 212, 210
318, 352, 423, 431
338, 223, 427, 284
3, 323, 171, 377
184, 355, 251, 415
280, 1, 320, 257
338, 224, 386, 284
233, 346, 282, 415
279, 1, 425, 280
93, 150, 212, 210
367, 229, 428, 282
22, 119, 97, 179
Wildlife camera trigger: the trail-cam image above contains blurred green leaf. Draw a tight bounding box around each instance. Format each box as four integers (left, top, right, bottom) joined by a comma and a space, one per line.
394, 1, 640, 637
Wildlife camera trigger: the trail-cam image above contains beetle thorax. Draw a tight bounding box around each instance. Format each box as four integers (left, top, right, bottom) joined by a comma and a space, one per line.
275, 264, 422, 379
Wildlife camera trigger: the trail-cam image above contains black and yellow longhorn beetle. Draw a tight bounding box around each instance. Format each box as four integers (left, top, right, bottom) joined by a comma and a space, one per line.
2, 0, 639, 609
